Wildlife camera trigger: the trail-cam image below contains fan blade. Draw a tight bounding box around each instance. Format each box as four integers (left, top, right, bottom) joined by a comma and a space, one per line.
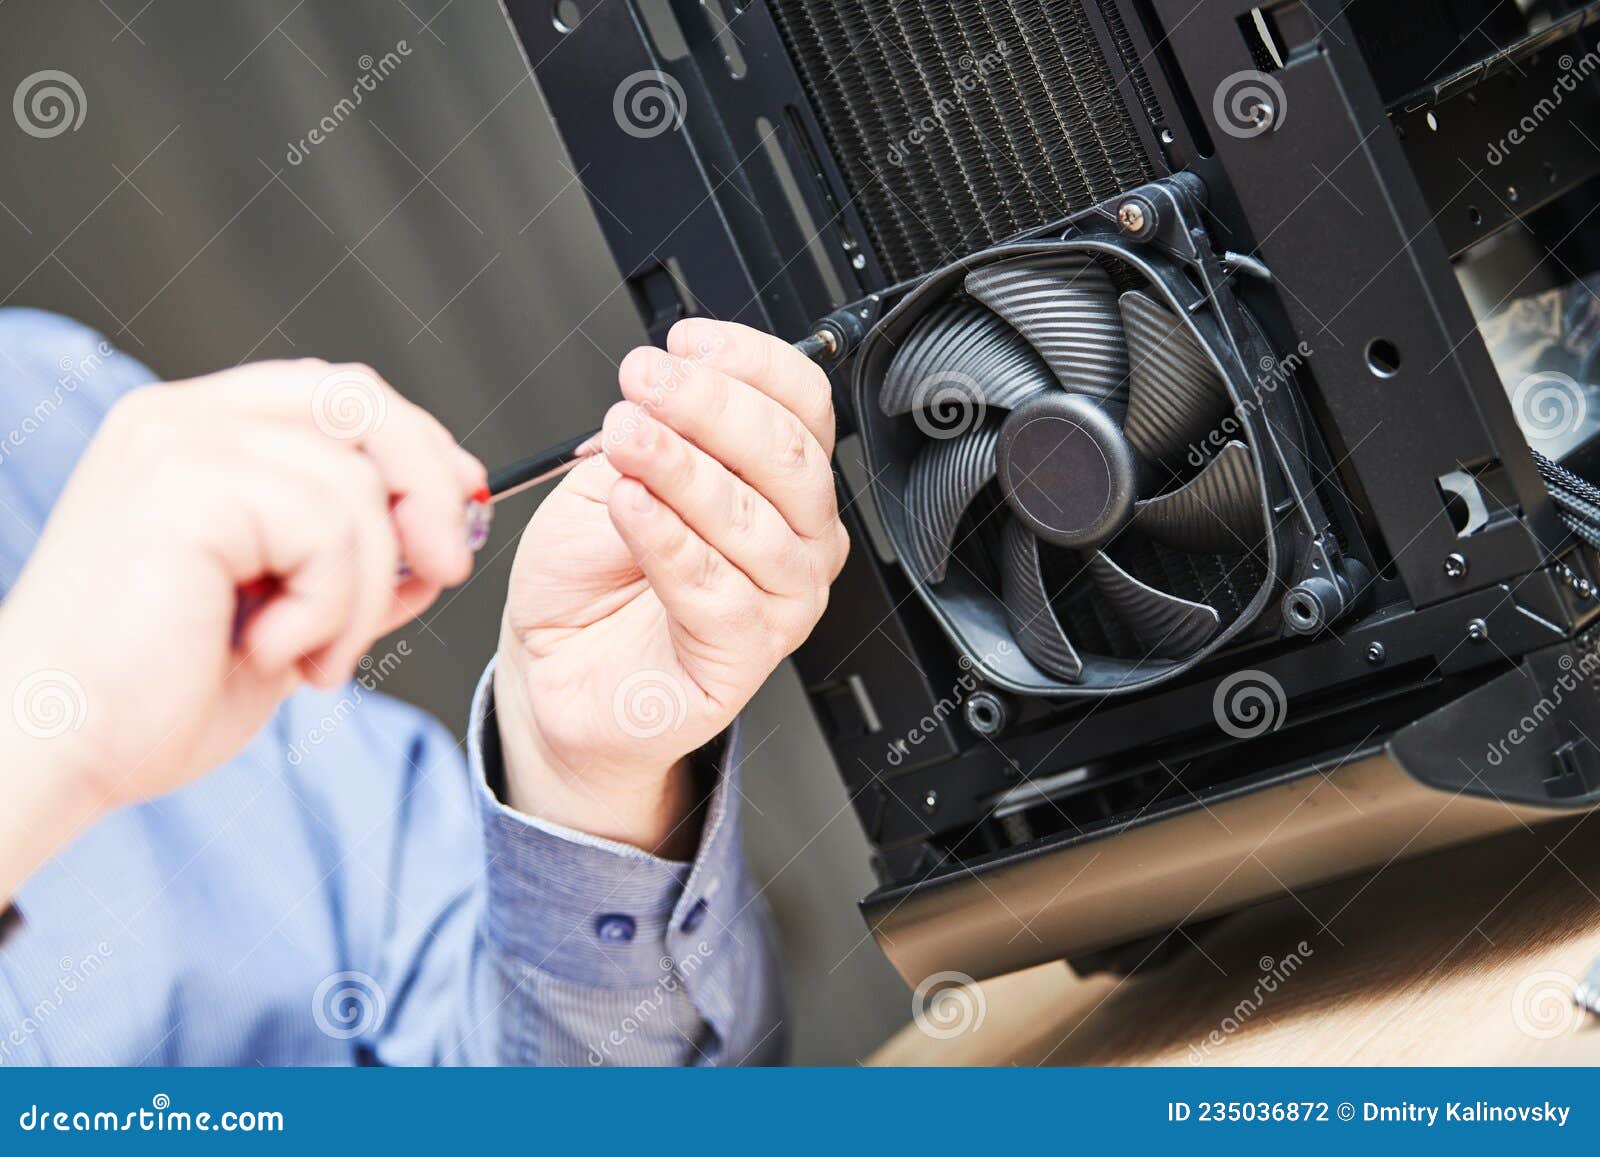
1119, 290, 1229, 467
1000, 519, 1084, 682
1087, 551, 1220, 659
900, 424, 1000, 583
964, 254, 1128, 403
880, 302, 1058, 418
1133, 441, 1264, 555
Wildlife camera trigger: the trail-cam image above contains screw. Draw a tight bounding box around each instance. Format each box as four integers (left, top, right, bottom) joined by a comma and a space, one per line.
1365, 641, 1386, 665
1444, 552, 1468, 579
1467, 618, 1489, 642
851, 253, 866, 270
921, 789, 939, 815
963, 689, 1011, 736
1117, 201, 1146, 234
1252, 100, 1277, 132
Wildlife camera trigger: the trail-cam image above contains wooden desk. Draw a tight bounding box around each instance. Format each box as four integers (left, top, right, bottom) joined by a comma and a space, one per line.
871, 813, 1600, 1065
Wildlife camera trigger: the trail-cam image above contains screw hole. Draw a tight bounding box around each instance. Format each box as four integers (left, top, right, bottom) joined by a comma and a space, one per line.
1366, 338, 1402, 377
552, 0, 582, 33
1468, 205, 1483, 226
1287, 594, 1317, 627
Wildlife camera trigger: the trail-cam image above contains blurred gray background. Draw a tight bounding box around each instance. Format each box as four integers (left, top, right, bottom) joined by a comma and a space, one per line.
0, 0, 907, 1063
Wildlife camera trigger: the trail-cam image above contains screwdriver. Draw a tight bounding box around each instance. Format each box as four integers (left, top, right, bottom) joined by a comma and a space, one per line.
232, 322, 855, 645
482, 326, 846, 503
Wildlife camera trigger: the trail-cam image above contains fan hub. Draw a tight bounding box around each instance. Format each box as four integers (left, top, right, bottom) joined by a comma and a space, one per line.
996, 394, 1135, 549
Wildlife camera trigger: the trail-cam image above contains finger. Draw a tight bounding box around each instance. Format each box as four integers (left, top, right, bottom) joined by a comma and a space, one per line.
235, 473, 364, 679
216, 431, 397, 683
666, 318, 837, 454
606, 476, 764, 658
353, 386, 475, 588
602, 402, 813, 597
206, 361, 477, 586
301, 468, 400, 685
617, 348, 838, 540
383, 576, 444, 635
454, 446, 489, 498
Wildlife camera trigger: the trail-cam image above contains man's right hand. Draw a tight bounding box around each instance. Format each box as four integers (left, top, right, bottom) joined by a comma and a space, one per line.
0, 359, 484, 816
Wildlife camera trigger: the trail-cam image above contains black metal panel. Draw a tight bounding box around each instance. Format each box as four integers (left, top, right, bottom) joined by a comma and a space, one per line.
865, 555, 1595, 852
1148, 0, 1559, 610
500, 0, 879, 343
1393, 23, 1600, 257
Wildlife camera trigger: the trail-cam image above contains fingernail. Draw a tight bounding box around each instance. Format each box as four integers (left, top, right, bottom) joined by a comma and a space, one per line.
630, 483, 655, 513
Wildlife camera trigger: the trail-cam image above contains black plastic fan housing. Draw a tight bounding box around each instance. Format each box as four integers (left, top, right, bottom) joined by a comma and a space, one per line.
854, 237, 1279, 696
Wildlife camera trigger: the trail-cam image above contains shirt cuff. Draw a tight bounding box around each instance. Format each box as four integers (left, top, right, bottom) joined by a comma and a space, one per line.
468, 659, 751, 997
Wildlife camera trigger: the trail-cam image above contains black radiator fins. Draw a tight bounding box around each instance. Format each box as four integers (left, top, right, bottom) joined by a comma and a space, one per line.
1001, 519, 1084, 682
1133, 441, 1265, 555
879, 303, 1058, 418
900, 424, 1001, 584
964, 256, 1128, 404
1086, 552, 1221, 658
1120, 291, 1230, 468
765, 0, 1158, 283
871, 244, 1273, 690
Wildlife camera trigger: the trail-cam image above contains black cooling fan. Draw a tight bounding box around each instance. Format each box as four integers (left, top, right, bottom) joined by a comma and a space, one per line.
867, 248, 1272, 692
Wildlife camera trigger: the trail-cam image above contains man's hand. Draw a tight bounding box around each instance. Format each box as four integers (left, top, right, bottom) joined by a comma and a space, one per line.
0, 359, 484, 824
495, 320, 848, 858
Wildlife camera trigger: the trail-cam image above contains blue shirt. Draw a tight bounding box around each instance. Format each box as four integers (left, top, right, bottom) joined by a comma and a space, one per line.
0, 309, 782, 1066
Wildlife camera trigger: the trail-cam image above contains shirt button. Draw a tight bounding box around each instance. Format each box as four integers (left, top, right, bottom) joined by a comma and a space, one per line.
681, 898, 709, 933
594, 914, 636, 943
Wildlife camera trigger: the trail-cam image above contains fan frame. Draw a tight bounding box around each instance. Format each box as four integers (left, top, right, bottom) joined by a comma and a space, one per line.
853, 216, 1309, 696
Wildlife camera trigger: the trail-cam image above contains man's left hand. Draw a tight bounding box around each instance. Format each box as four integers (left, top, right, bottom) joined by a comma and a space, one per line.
493, 319, 849, 857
